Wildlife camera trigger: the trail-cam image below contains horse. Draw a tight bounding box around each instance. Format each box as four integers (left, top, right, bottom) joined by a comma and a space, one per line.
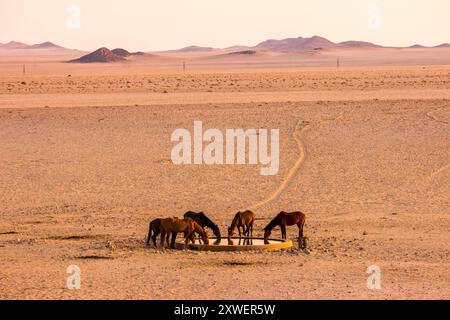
160, 217, 209, 249
146, 218, 162, 247
263, 211, 306, 248
185, 221, 210, 245
228, 210, 255, 239
184, 211, 221, 243
159, 217, 191, 248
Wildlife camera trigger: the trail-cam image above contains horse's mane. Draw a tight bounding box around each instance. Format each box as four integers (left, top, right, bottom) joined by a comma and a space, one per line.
264, 214, 281, 230
198, 212, 218, 230
184, 211, 219, 230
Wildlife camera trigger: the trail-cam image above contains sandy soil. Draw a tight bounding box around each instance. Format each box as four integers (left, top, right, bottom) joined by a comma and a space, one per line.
0, 51, 449, 299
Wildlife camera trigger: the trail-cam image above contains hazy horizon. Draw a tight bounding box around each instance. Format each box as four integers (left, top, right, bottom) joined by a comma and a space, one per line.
1, 0, 450, 52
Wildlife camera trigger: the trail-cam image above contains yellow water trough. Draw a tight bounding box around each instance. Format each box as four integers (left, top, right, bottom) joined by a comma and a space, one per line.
174, 237, 293, 251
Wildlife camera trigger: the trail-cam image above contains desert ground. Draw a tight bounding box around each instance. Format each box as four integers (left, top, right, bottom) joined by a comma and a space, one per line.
0, 48, 449, 299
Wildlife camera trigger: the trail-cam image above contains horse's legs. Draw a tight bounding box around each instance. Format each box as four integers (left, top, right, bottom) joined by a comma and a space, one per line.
281, 224, 287, 240
184, 231, 190, 249
245, 224, 250, 237
160, 230, 166, 248
297, 220, 305, 249
297, 222, 303, 239
170, 232, 177, 248
300, 220, 305, 240
152, 228, 160, 247
146, 222, 152, 245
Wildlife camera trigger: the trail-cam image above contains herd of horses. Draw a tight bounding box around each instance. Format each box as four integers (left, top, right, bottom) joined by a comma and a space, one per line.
146, 210, 306, 249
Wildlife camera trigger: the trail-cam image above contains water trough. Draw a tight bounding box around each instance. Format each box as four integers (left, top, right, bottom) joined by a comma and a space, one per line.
174, 237, 293, 251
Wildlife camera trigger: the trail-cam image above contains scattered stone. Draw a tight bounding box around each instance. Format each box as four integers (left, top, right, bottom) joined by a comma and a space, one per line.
106, 241, 116, 251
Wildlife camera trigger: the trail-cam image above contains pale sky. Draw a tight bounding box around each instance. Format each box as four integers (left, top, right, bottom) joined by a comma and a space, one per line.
1, 0, 449, 51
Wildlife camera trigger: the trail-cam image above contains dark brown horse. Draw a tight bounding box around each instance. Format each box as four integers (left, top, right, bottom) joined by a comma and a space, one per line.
146, 218, 162, 247
228, 210, 255, 238
184, 211, 221, 243
263, 211, 306, 248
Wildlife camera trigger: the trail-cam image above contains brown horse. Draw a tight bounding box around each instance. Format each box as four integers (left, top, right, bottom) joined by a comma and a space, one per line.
159, 217, 191, 248
263, 211, 306, 248
160, 217, 209, 248
228, 210, 255, 238
146, 218, 162, 247
186, 222, 210, 245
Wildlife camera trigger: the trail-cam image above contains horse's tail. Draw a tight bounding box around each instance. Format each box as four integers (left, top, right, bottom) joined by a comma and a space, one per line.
146, 220, 153, 245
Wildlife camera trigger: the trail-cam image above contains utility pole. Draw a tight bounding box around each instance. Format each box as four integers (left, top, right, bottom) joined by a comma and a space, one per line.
22, 64, 26, 75
336, 58, 340, 69
182, 61, 186, 73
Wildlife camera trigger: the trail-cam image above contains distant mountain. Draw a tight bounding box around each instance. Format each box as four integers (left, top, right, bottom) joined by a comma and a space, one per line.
0, 41, 68, 50
0, 41, 29, 49
69, 47, 126, 63
29, 41, 63, 49
111, 48, 147, 57
409, 44, 426, 49
252, 36, 384, 51
111, 48, 131, 57
337, 41, 382, 48
169, 45, 216, 52
3, 37, 447, 56
253, 36, 336, 51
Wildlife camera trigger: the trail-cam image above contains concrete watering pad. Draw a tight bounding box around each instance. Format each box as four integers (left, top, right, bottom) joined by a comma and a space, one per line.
174, 237, 293, 251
